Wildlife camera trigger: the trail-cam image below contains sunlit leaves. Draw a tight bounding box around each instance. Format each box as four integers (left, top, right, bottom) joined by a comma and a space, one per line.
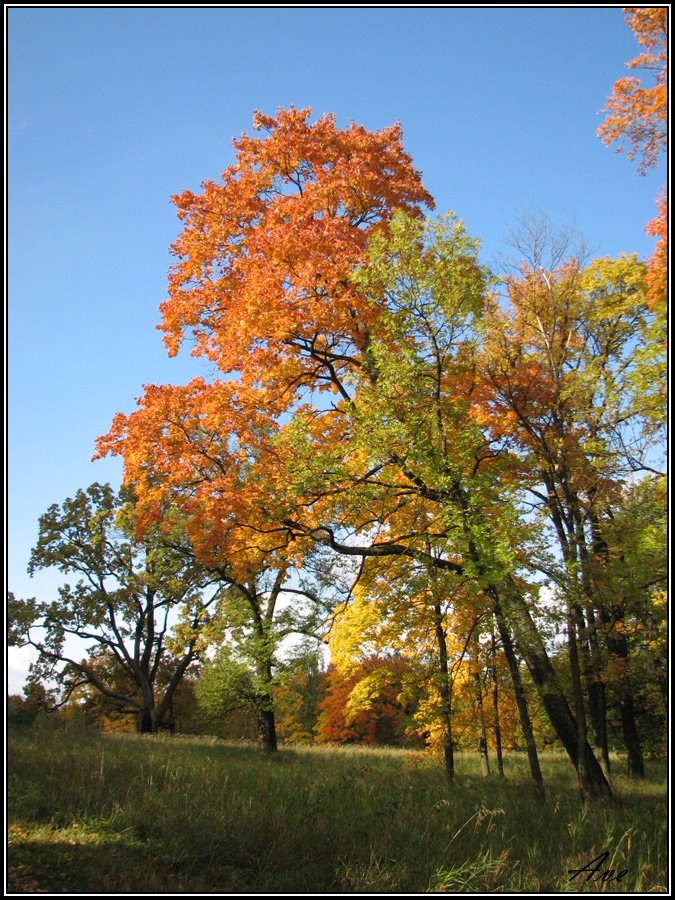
597, 7, 667, 173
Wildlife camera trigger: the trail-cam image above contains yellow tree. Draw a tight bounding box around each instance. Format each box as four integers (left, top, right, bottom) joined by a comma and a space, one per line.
324, 553, 512, 782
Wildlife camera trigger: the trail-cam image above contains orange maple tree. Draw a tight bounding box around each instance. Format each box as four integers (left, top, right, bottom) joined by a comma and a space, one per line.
597, 7, 667, 173
161, 106, 433, 388
598, 8, 667, 316
644, 186, 667, 313
96, 107, 434, 566
315, 657, 415, 746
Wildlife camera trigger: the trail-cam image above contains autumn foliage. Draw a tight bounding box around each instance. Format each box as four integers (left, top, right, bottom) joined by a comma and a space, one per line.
0, 52, 627, 807
597, 7, 667, 173
315, 658, 416, 746
598, 8, 667, 320
161, 106, 433, 380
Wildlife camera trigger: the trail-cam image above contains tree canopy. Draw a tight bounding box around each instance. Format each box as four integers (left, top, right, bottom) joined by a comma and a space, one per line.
9, 483, 222, 733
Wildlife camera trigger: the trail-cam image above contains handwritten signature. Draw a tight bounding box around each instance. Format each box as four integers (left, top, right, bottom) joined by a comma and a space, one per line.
568, 850, 628, 885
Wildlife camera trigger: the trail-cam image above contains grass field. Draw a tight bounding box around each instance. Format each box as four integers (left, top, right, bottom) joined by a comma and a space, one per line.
7, 727, 667, 893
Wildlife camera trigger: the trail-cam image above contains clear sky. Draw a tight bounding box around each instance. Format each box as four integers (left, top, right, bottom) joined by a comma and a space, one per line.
7, 7, 664, 693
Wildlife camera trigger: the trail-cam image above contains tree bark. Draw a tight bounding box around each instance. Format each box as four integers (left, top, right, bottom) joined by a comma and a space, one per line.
137, 708, 155, 734
577, 532, 611, 777
434, 602, 454, 784
491, 595, 544, 798
583, 628, 611, 778
619, 689, 645, 778
474, 671, 490, 776
490, 629, 504, 778
256, 707, 278, 753
567, 607, 596, 802
254, 663, 278, 753
589, 518, 645, 779
602, 618, 645, 778
494, 578, 612, 800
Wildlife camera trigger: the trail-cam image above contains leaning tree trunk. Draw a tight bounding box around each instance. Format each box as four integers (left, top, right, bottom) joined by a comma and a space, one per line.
495, 578, 612, 801
491, 593, 544, 799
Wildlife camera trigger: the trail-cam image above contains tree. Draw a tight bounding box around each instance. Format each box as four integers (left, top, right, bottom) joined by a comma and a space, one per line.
97, 111, 611, 799
94, 106, 432, 743
274, 654, 326, 744
192, 560, 334, 753
590, 474, 667, 774
597, 7, 667, 173
482, 215, 665, 781
7, 682, 54, 728
159, 106, 433, 382
598, 8, 667, 363
322, 556, 469, 764
95, 106, 433, 562
8, 483, 221, 734
315, 657, 414, 746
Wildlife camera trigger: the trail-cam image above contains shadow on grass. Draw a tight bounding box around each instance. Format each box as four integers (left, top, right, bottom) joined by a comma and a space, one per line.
7, 834, 262, 894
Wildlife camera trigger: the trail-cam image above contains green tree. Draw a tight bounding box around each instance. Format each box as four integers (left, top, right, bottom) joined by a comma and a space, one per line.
591, 475, 667, 772
9, 483, 221, 734
193, 547, 351, 752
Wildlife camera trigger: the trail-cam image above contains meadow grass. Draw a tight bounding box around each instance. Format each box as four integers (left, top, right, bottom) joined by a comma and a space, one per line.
7, 727, 667, 893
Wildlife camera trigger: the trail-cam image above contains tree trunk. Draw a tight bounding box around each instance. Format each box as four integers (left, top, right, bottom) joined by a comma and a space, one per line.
567, 607, 597, 802
256, 707, 278, 753
495, 578, 612, 801
490, 629, 504, 778
587, 672, 611, 777
577, 535, 611, 777
434, 602, 454, 784
474, 672, 490, 776
254, 646, 279, 753
584, 645, 611, 777
620, 690, 645, 778
589, 516, 643, 778
602, 619, 644, 778
137, 708, 155, 734
491, 594, 544, 799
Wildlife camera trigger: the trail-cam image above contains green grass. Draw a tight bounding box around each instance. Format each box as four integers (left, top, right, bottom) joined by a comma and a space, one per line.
7, 728, 667, 893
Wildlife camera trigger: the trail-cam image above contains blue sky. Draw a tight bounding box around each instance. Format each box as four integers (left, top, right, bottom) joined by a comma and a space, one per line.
7, 7, 664, 692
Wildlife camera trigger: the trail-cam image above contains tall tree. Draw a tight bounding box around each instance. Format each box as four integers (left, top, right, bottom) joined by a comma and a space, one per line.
483, 217, 664, 780
97, 113, 610, 799
590, 474, 667, 775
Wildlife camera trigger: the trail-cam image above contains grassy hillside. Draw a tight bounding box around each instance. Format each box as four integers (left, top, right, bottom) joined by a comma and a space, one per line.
8, 728, 667, 893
